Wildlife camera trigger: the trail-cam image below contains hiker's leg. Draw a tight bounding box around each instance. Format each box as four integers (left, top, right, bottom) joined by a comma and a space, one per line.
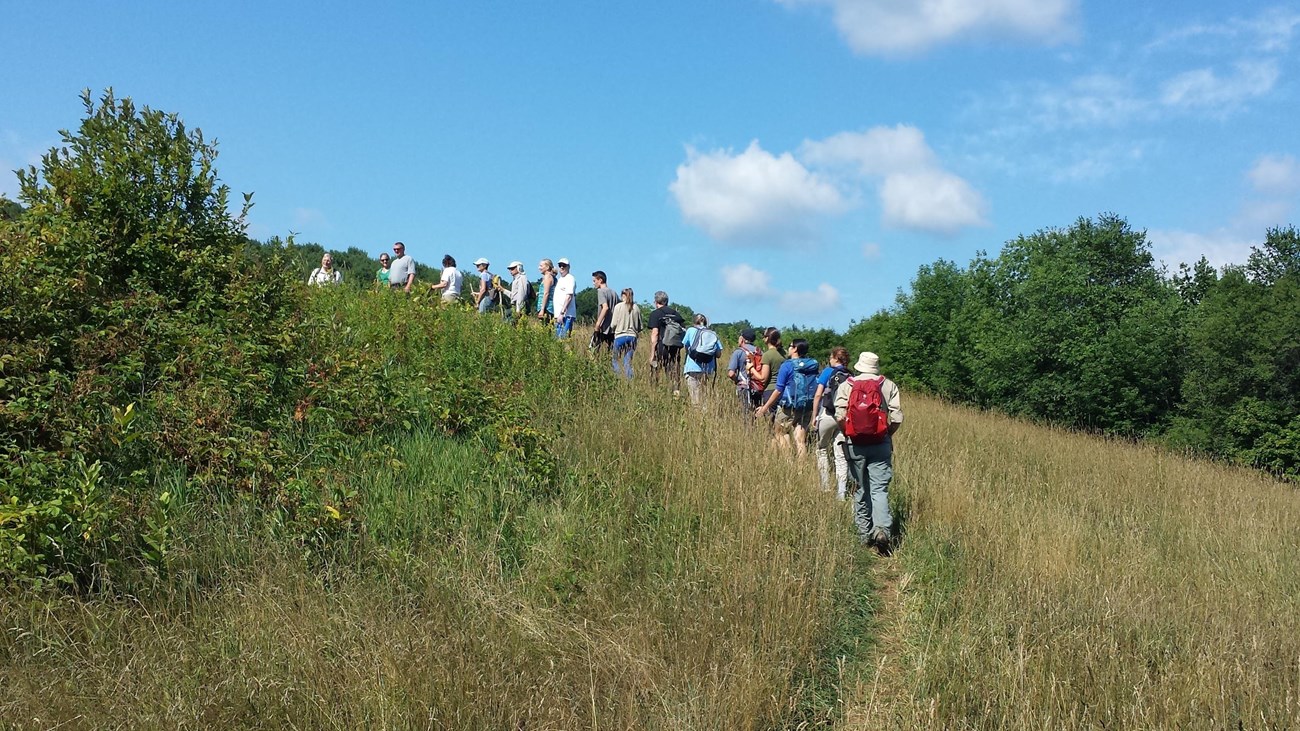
685, 372, 704, 405
844, 443, 874, 539
833, 431, 849, 500
864, 441, 894, 533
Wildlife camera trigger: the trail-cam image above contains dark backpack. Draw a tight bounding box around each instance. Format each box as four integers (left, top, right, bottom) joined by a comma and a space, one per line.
688, 327, 719, 364
779, 358, 820, 410
844, 376, 890, 444
823, 367, 851, 416
662, 316, 685, 347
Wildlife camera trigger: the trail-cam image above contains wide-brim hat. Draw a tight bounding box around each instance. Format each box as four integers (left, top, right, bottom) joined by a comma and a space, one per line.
853, 351, 880, 374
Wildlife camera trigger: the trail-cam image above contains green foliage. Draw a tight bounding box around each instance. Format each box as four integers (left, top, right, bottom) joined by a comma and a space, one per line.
1171, 230, 1300, 477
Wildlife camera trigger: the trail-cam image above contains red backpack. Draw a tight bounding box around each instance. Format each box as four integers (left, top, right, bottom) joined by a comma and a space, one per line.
844, 376, 890, 444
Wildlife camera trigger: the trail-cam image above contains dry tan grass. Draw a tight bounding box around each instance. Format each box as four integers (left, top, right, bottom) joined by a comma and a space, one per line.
0, 351, 858, 730
841, 393, 1300, 729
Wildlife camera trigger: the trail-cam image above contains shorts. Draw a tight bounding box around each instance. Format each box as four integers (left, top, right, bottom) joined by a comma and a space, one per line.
774, 406, 813, 434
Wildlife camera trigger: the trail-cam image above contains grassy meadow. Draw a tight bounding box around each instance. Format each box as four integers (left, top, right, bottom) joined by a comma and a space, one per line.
0, 295, 871, 730
3, 293, 1299, 729
842, 394, 1300, 729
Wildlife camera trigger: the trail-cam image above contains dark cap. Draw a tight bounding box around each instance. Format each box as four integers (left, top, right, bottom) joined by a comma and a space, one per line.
740, 327, 756, 342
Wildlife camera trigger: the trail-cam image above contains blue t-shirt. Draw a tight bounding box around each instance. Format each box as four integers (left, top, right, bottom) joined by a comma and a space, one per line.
682, 326, 722, 374
817, 365, 850, 412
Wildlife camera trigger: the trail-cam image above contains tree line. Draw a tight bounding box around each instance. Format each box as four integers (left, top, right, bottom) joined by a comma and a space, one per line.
843, 214, 1300, 480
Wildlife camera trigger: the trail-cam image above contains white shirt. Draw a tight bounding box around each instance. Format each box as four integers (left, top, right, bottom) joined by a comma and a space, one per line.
510, 271, 529, 311
554, 272, 577, 318
308, 267, 341, 286
439, 266, 463, 300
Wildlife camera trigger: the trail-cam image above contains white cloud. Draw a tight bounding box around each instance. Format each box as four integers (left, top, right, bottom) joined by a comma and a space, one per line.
669, 141, 847, 242
798, 125, 935, 175
798, 125, 988, 235
1146, 9, 1300, 55
1160, 60, 1279, 109
781, 282, 842, 313
720, 263, 842, 313
862, 242, 882, 260
1149, 156, 1300, 269
1147, 228, 1258, 269
721, 262, 774, 299
1247, 154, 1300, 194
776, 0, 1077, 56
879, 169, 988, 234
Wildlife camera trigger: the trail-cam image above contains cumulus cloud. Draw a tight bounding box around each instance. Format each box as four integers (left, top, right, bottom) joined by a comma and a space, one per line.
879, 169, 988, 234
800, 125, 988, 235
862, 242, 882, 260
775, 0, 1077, 56
670, 141, 847, 242
1160, 60, 1279, 109
798, 125, 935, 175
721, 262, 774, 299
720, 263, 842, 313
1247, 154, 1300, 194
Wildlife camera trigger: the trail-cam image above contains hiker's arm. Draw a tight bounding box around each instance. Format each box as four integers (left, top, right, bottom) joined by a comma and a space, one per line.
834, 382, 851, 424
755, 388, 780, 415
886, 381, 904, 433
811, 384, 826, 419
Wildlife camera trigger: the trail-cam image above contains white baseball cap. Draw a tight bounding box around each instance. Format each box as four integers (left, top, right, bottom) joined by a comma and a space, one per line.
473, 257, 489, 266
557, 257, 570, 266
508, 261, 523, 270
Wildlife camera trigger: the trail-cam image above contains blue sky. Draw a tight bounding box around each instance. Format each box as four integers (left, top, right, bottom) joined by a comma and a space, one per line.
3, 1, 1299, 329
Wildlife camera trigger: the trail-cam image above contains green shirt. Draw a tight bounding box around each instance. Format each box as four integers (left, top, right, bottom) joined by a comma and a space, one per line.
760, 346, 787, 390
376, 268, 390, 286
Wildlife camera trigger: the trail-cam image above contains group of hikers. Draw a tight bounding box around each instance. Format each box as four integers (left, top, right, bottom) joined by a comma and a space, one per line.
308, 244, 904, 552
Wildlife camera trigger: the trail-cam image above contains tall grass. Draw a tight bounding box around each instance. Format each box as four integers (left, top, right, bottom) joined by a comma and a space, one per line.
0, 300, 869, 729
841, 394, 1300, 729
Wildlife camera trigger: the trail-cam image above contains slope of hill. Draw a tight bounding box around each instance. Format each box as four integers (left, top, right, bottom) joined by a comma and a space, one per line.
841, 394, 1300, 729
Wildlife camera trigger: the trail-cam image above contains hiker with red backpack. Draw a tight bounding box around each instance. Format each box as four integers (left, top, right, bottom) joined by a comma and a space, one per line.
811, 346, 852, 500
726, 328, 765, 414
755, 339, 820, 457
834, 351, 904, 551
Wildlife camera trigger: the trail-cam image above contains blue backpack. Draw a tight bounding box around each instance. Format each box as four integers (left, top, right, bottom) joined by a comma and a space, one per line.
780, 358, 820, 410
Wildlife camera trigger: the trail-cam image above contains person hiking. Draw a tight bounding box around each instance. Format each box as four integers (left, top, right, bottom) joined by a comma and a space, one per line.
375, 252, 391, 288
388, 241, 416, 293
472, 258, 498, 314
755, 328, 787, 424
682, 313, 722, 407
591, 270, 617, 354
726, 327, 764, 414
647, 291, 686, 396
429, 254, 463, 302
552, 258, 577, 337
307, 253, 342, 286
834, 351, 904, 552
811, 346, 852, 500
535, 259, 557, 324
507, 261, 530, 320
755, 338, 818, 456
610, 287, 641, 379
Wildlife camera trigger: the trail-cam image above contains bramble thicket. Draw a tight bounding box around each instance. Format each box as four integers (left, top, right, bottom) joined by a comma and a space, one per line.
1, 91, 1297, 588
